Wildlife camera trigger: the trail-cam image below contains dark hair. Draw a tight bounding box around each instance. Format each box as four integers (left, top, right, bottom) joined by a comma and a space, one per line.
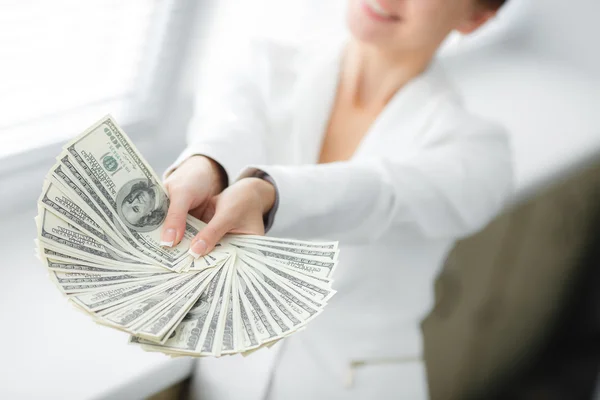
479, 0, 507, 10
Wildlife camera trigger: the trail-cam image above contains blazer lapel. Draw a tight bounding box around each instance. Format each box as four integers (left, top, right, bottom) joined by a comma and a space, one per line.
290, 40, 346, 164
353, 61, 451, 159
290, 42, 452, 164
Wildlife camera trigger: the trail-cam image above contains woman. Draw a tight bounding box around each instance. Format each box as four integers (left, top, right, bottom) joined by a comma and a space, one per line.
162, 0, 513, 398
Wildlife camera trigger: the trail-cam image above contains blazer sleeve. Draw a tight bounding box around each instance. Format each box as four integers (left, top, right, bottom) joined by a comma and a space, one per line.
164, 42, 271, 184
239, 120, 514, 243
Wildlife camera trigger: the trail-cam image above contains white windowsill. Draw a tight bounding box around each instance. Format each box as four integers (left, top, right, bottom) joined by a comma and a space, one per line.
0, 207, 194, 400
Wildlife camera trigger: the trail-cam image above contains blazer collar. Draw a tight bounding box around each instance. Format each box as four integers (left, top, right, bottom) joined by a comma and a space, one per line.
290, 39, 345, 164
291, 39, 452, 164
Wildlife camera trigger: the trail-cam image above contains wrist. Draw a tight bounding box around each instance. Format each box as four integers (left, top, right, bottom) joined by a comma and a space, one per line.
247, 177, 276, 216
191, 155, 228, 195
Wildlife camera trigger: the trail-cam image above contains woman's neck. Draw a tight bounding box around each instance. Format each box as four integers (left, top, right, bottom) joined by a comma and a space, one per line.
341, 40, 434, 109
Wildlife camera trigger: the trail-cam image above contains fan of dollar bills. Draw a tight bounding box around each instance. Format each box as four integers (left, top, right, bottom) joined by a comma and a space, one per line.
34, 116, 338, 357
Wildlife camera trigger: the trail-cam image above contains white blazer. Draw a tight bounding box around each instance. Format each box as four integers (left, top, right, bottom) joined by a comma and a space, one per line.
169, 38, 514, 400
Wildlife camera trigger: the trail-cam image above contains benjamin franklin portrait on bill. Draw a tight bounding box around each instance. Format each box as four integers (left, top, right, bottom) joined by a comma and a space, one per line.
116, 178, 168, 232
183, 294, 211, 322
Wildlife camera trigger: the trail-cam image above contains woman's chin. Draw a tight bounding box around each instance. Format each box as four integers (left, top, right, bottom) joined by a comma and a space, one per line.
347, 0, 399, 45
347, 11, 391, 43
348, 20, 388, 47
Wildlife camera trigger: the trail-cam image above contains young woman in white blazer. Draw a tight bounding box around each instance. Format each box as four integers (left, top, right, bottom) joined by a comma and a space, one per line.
162, 0, 513, 398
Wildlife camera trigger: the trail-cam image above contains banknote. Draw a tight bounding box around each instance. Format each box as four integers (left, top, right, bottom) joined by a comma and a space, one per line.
231, 234, 338, 250
236, 269, 281, 343
36, 116, 338, 358
131, 266, 226, 355
199, 266, 230, 355
44, 257, 140, 275
50, 270, 163, 294
229, 236, 339, 259
39, 180, 138, 258
221, 286, 237, 353
234, 271, 260, 351
242, 260, 320, 324
48, 163, 133, 249
60, 116, 197, 269
71, 274, 183, 312
242, 252, 335, 303
36, 207, 147, 269
98, 273, 199, 330
240, 266, 304, 330
134, 269, 217, 343
229, 242, 337, 278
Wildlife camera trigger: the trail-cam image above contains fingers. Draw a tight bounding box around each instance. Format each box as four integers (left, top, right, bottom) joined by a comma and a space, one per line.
188, 204, 208, 222
188, 210, 232, 258
161, 185, 193, 247
189, 202, 215, 223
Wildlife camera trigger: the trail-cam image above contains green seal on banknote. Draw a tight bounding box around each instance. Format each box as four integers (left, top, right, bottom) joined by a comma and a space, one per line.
102, 155, 119, 172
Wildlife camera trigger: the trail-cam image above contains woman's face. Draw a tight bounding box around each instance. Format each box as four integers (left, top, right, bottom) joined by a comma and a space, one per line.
347, 0, 490, 55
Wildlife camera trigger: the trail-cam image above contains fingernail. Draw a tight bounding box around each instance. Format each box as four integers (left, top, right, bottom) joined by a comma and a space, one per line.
189, 239, 208, 258
160, 228, 176, 247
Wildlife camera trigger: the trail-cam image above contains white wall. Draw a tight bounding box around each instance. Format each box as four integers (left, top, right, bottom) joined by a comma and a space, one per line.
169, 0, 600, 201
438, 0, 600, 199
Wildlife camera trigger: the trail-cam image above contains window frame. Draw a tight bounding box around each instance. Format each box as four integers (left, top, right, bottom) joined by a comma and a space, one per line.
0, 0, 204, 217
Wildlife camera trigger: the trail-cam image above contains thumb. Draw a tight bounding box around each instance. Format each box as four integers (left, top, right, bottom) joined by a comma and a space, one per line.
189, 211, 232, 258
161, 188, 193, 247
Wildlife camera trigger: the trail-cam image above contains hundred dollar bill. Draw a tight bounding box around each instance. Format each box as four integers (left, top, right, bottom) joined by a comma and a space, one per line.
230, 268, 259, 352
191, 258, 231, 355
54, 153, 180, 266
40, 245, 165, 273
39, 180, 138, 258
48, 262, 128, 275
241, 266, 304, 332
242, 262, 313, 327
48, 163, 132, 248
231, 239, 339, 263
35, 117, 340, 358
72, 274, 186, 313
49, 157, 198, 273
60, 115, 198, 270
243, 260, 322, 323
60, 273, 175, 296
238, 266, 294, 336
43, 256, 133, 275
191, 248, 232, 272
99, 273, 198, 330
230, 234, 338, 250
134, 269, 217, 343
236, 291, 260, 351
36, 207, 148, 270
50, 270, 162, 290
205, 259, 239, 355
229, 242, 337, 279
221, 285, 237, 353
131, 266, 226, 355
241, 242, 338, 260
92, 273, 195, 318
199, 268, 229, 355
243, 253, 335, 303
236, 269, 281, 344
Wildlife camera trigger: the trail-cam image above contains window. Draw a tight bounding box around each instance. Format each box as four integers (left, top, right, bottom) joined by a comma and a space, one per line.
0, 0, 183, 159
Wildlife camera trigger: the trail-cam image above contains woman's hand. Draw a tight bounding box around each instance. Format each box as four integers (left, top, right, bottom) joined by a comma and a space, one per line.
188, 177, 276, 257
161, 155, 227, 247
